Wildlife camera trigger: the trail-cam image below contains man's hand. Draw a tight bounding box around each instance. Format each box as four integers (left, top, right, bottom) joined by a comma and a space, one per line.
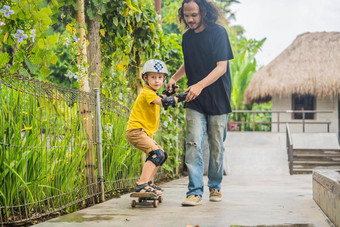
176, 92, 188, 102
184, 83, 204, 102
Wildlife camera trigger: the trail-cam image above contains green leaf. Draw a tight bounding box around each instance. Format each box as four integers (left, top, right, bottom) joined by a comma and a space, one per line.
101, 3, 107, 14
40, 7, 53, 16
25, 58, 40, 75
149, 23, 155, 32
15, 49, 25, 63
30, 54, 42, 65
126, 0, 139, 12
18, 67, 30, 77
40, 65, 51, 77
38, 39, 46, 49
50, 54, 58, 65
136, 13, 141, 22
47, 35, 58, 46
87, 8, 95, 20
0, 52, 10, 68
9, 64, 19, 73
92, 0, 100, 6
113, 17, 118, 26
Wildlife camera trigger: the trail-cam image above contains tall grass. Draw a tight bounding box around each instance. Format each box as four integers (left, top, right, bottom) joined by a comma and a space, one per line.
0, 77, 91, 223
100, 97, 141, 192
0, 76, 140, 224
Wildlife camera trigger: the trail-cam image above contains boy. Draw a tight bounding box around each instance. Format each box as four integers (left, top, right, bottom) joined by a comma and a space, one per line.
126, 59, 187, 194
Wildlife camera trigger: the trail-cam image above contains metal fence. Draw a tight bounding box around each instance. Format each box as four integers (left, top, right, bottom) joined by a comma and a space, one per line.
228, 110, 333, 132
0, 74, 143, 225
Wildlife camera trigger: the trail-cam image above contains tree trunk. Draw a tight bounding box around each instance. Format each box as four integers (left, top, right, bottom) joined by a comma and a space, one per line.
136, 67, 143, 95
87, 11, 101, 90
76, 0, 96, 205
76, 0, 89, 91
154, 0, 162, 24
86, 6, 102, 202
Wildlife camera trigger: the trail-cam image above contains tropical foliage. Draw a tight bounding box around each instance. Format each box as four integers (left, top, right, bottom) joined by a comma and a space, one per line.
228, 31, 268, 131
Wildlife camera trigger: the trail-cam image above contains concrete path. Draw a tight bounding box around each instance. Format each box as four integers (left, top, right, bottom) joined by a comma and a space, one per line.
36, 132, 333, 227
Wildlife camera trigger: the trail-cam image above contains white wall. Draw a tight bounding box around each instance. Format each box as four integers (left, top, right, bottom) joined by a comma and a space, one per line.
271, 95, 338, 133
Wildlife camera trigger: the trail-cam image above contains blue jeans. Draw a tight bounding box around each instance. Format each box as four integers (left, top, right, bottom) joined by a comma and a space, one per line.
185, 108, 228, 197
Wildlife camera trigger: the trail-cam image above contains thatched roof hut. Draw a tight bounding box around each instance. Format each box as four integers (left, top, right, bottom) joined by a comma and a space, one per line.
244, 32, 340, 105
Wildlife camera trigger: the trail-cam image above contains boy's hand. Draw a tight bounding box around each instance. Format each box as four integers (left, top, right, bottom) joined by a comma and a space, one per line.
162, 84, 179, 97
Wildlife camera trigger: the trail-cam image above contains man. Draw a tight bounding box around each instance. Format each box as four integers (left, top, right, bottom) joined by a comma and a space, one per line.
167, 0, 234, 206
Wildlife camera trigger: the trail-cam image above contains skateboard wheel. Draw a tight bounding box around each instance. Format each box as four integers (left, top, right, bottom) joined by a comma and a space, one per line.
138, 197, 143, 203
153, 200, 158, 208
158, 196, 163, 203
131, 200, 136, 208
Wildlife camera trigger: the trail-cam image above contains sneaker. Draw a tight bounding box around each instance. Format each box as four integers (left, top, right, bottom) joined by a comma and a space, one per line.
182, 195, 202, 206
209, 189, 222, 202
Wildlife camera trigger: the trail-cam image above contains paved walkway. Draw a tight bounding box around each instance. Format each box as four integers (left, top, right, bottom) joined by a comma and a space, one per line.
36, 132, 332, 227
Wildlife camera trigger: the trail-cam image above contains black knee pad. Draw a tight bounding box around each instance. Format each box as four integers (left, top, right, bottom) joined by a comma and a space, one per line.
146, 149, 165, 167
159, 150, 168, 166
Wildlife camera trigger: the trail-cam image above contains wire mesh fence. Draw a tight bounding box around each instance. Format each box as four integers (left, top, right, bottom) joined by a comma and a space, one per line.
0, 74, 143, 225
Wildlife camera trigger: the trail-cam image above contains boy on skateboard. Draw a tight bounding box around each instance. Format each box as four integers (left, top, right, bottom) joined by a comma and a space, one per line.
126, 59, 187, 195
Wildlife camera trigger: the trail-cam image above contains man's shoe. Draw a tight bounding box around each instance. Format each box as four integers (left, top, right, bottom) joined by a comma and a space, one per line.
182, 195, 202, 206
209, 189, 222, 202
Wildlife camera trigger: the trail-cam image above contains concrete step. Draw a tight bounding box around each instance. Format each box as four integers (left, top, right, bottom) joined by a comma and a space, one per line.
293, 149, 340, 154
294, 154, 340, 158
293, 154, 340, 162
293, 168, 340, 174
294, 161, 340, 166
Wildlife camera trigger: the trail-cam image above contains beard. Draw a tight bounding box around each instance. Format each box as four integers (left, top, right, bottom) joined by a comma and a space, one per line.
187, 19, 204, 31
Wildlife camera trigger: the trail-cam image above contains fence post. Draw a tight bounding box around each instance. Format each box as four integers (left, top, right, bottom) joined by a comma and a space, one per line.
277, 112, 280, 132
327, 123, 330, 133
252, 112, 255, 131
286, 124, 294, 175
302, 111, 305, 132
94, 88, 105, 202
289, 144, 293, 175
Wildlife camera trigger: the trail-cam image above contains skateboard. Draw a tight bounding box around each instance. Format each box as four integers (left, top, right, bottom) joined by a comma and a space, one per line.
130, 192, 163, 208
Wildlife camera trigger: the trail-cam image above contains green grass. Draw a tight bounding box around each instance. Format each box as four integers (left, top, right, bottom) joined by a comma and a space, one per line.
0, 78, 138, 223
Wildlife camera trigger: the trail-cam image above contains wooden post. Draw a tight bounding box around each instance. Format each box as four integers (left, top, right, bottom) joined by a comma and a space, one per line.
76, 0, 96, 204
154, 0, 162, 24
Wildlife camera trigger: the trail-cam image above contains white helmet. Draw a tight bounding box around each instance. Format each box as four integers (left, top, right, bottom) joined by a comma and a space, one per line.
142, 59, 168, 76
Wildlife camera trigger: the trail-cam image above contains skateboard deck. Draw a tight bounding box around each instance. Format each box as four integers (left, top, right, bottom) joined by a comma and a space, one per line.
130, 192, 163, 208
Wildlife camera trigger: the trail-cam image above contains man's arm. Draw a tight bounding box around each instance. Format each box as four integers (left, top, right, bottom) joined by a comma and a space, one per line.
184, 60, 228, 102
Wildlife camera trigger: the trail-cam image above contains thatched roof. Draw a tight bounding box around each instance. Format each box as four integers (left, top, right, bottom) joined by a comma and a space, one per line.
244, 32, 340, 105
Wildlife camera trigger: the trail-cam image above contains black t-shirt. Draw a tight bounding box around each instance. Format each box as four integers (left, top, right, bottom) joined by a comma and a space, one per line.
182, 24, 234, 115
